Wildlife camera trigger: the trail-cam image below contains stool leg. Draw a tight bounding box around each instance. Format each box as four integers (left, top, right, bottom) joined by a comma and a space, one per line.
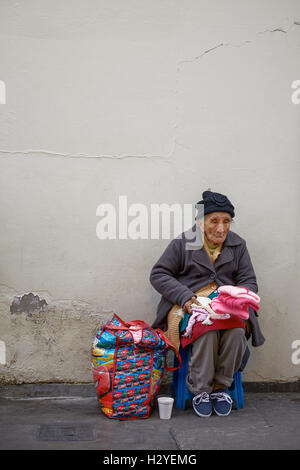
236, 371, 244, 409
240, 375, 244, 408
173, 353, 184, 409
173, 345, 191, 410
182, 346, 195, 409
180, 347, 189, 409
234, 371, 240, 409
234, 371, 244, 409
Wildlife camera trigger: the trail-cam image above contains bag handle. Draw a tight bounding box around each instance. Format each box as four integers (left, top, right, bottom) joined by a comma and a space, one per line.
155, 328, 182, 371
103, 314, 150, 332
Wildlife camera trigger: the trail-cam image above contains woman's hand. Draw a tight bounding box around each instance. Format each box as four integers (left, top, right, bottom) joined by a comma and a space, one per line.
183, 296, 201, 314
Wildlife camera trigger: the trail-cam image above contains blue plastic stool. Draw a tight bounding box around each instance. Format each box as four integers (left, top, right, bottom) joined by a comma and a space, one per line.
172, 345, 244, 410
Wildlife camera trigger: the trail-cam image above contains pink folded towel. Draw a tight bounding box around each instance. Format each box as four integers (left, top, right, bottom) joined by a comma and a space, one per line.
211, 285, 260, 320
218, 285, 260, 303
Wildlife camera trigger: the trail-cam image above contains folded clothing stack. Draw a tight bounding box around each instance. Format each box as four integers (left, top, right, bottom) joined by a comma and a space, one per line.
210, 285, 260, 320
180, 285, 260, 348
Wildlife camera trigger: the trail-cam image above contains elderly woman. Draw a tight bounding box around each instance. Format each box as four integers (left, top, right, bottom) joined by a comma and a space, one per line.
150, 190, 265, 418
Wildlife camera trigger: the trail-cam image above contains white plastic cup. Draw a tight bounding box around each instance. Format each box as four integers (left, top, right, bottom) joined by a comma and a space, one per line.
157, 396, 174, 420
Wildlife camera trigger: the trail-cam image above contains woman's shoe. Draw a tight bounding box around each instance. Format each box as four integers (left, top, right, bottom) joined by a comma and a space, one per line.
210, 390, 233, 416
192, 392, 212, 417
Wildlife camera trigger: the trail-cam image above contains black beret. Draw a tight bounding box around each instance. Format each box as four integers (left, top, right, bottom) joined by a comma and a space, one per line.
196, 190, 235, 218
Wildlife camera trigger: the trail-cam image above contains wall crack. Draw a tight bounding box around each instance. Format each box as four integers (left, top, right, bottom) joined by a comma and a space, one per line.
177, 20, 300, 67
0, 148, 174, 162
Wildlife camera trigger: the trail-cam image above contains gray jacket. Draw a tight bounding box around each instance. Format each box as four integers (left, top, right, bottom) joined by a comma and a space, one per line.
150, 225, 265, 347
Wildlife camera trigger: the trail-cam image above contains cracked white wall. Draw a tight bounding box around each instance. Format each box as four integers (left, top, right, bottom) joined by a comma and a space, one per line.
0, 0, 300, 384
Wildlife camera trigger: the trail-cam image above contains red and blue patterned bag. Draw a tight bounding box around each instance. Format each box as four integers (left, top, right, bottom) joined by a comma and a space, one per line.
91, 313, 182, 420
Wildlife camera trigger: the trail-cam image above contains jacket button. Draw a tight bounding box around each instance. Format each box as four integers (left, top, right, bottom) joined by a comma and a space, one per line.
210, 273, 216, 280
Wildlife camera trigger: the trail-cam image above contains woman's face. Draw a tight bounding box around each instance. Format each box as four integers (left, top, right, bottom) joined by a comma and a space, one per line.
197, 211, 231, 245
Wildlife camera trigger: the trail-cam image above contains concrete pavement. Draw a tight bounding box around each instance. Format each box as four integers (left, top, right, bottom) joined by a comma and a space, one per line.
0, 384, 299, 450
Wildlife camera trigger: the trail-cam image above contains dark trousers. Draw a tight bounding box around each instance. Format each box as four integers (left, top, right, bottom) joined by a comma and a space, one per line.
186, 328, 247, 395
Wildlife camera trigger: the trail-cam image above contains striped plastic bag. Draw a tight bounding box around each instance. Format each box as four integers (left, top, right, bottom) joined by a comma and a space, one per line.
91, 313, 182, 420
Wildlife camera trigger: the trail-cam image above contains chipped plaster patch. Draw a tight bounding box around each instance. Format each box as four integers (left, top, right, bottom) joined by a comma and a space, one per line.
10, 293, 48, 315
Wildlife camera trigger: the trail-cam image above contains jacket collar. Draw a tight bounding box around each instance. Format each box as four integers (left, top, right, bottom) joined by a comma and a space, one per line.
183, 225, 242, 272
223, 230, 243, 247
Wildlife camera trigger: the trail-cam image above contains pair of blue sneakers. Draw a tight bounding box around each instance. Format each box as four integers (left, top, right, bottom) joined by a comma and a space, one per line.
192, 390, 233, 417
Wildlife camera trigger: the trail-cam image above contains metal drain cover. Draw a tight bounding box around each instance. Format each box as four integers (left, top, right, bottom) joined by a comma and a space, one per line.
37, 424, 95, 441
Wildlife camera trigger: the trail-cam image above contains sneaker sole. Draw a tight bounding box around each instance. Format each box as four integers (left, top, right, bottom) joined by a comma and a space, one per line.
213, 407, 232, 417
192, 405, 212, 418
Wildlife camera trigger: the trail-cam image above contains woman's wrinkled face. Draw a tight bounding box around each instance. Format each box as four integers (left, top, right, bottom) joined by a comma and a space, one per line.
197, 212, 231, 245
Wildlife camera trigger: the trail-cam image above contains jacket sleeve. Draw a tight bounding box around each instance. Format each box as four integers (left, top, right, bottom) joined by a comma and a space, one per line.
235, 241, 265, 346
235, 242, 258, 294
149, 238, 196, 308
